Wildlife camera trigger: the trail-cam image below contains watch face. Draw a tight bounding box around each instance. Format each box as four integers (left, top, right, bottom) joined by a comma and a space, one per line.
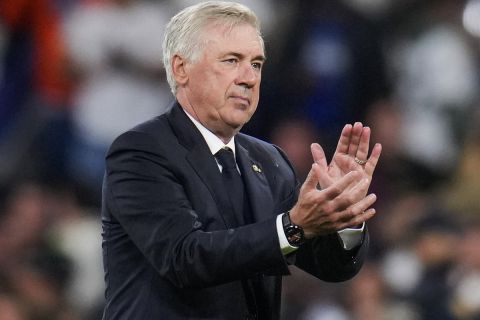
288, 232, 302, 244
286, 226, 304, 246
283, 213, 305, 246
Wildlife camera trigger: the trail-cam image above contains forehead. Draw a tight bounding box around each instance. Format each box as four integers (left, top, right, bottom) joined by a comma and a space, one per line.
202, 22, 265, 57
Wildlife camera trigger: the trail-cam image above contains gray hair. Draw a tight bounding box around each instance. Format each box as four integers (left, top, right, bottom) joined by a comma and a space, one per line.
162, 1, 263, 96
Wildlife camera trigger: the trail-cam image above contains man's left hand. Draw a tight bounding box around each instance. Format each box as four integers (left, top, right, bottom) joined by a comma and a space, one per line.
311, 122, 382, 193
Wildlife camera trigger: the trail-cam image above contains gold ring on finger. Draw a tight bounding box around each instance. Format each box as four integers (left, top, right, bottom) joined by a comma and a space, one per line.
354, 157, 367, 165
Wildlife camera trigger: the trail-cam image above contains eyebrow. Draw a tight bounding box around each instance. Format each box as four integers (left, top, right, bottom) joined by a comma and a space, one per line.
224, 52, 266, 62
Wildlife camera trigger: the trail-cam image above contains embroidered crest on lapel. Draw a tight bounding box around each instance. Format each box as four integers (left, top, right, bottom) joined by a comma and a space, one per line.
252, 164, 262, 173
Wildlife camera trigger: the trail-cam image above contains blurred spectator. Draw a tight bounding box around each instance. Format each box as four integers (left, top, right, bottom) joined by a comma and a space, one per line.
63, 0, 173, 196
386, 0, 479, 175
0, 293, 27, 320
281, 267, 348, 320
0, 181, 77, 320
264, 0, 389, 153
364, 100, 446, 257
0, 182, 51, 264
347, 263, 420, 320
451, 222, 480, 319
0, 0, 73, 185
47, 184, 104, 318
409, 212, 461, 320
445, 109, 480, 219
0, 0, 71, 122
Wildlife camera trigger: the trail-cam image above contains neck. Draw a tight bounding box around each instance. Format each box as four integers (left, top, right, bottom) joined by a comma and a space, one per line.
177, 94, 237, 144
217, 133, 234, 145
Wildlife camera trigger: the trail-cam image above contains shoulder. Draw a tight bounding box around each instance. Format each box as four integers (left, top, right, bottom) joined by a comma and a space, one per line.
237, 133, 287, 157
236, 133, 295, 173
107, 112, 175, 157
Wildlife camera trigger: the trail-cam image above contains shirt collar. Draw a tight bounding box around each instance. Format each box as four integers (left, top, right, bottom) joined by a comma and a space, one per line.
183, 109, 236, 158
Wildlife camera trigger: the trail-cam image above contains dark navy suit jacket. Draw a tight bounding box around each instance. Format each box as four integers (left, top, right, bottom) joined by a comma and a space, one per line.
101, 102, 368, 319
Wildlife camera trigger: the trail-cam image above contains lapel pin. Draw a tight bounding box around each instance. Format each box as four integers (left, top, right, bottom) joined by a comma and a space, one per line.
252, 164, 262, 173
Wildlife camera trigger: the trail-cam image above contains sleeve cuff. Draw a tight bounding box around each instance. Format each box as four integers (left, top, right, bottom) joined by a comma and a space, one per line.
337, 223, 365, 250
276, 213, 299, 255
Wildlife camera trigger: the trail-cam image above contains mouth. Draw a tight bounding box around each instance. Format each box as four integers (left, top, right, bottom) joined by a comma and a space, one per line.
229, 95, 251, 106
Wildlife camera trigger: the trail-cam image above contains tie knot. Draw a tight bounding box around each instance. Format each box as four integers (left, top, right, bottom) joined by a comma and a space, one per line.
216, 148, 237, 171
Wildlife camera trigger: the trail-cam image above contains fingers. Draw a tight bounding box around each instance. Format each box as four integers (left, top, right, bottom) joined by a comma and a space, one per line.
319, 171, 361, 201
302, 163, 321, 192
322, 192, 377, 233
334, 122, 371, 161
347, 122, 363, 157
311, 143, 333, 188
349, 207, 376, 228
337, 193, 377, 227
311, 143, 328, 168
355, 126, 371, 162
335, 124, 353, 155
322, 175, 371, 215
303, 163, 358, 196
365, 143, 382, 177
337, 207, 377, 231
334, 122, 380, 175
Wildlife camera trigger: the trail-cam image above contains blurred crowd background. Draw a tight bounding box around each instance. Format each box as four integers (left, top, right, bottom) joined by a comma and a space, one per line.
1, 0, 480, 319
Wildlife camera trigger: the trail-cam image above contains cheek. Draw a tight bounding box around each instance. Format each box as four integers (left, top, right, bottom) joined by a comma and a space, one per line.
208, 75, 232, 102
251, 89, 260, 109
253, 81, 261, 98
192, 78, 224, 106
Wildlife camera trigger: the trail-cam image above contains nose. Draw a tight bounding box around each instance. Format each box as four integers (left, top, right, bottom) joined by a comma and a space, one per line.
235, 63, 258, 88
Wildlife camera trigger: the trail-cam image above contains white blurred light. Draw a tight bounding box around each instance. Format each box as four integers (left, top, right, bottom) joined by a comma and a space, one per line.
463, 0, 480, 37
302, 304, 351, 320
381, 249, 422, 295
455, 273, 480, 312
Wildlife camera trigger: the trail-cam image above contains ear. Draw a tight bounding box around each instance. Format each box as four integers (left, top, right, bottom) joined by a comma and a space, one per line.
172, 54, 189, 86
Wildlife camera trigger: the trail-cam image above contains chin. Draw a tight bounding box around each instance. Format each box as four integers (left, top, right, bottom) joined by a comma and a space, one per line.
225, 116, 249, 130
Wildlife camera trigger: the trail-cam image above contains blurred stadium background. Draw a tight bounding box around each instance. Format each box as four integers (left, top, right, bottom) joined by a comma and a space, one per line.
1, 0, 480, 319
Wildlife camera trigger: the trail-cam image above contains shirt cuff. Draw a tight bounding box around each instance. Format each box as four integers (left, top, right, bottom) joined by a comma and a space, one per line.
276, 214, 299, 255
337, 223, 365, 250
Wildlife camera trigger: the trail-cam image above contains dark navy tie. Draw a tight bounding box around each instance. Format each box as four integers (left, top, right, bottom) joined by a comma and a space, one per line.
215, 147, 245, 225
216, 147, 258, 319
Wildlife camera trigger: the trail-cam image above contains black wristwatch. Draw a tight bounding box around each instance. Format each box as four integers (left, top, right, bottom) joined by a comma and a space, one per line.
282, 212, 306, 247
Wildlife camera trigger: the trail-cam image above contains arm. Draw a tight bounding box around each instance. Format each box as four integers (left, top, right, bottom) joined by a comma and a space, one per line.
104, 131, 289, 289
295, 228, 369, 282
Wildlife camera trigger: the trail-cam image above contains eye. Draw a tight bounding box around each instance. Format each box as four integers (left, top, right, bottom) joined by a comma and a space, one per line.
252, 62, 263, 70
224, 58, 238, 65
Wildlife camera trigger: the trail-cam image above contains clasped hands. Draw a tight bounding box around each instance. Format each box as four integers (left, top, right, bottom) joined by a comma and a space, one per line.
289, 122, 382, 239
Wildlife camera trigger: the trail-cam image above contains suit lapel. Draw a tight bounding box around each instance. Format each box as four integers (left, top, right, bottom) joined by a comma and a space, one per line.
167, 103, 239, 228
236, 143, 274, 223
186, 145, 242, 228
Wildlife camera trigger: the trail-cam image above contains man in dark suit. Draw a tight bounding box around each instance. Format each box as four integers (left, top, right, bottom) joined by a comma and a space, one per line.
101, 1, 382, 319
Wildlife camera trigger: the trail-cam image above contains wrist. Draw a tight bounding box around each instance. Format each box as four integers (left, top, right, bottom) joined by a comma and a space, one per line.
282, 211, 306, 247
